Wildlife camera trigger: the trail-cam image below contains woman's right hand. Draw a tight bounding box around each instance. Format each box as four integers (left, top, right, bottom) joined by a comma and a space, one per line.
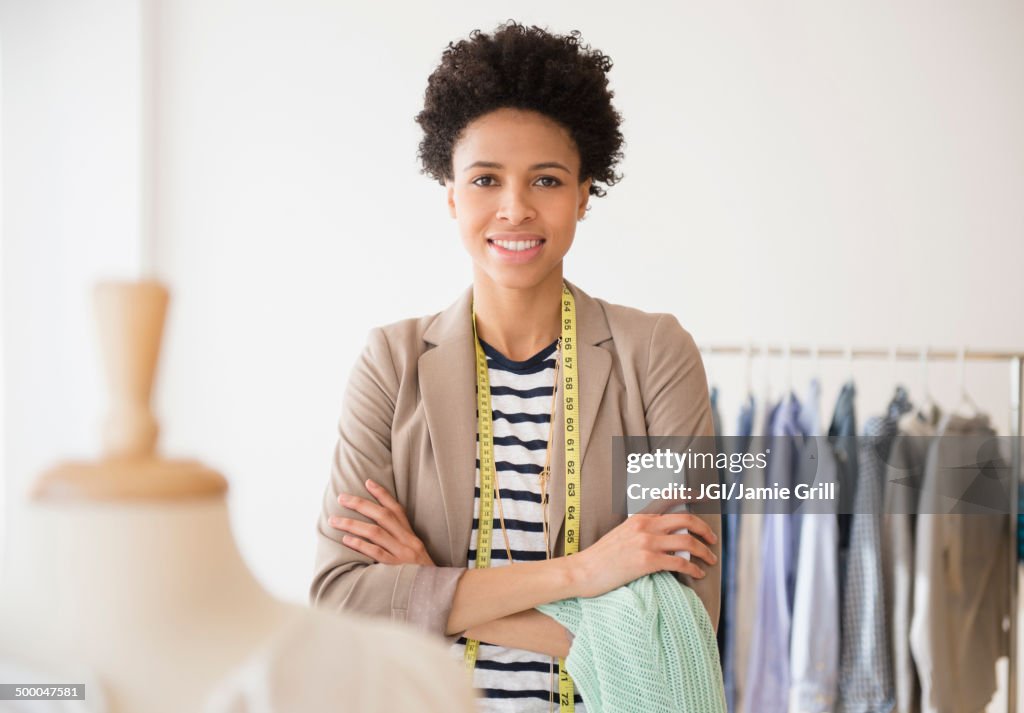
572, 513, 718, 599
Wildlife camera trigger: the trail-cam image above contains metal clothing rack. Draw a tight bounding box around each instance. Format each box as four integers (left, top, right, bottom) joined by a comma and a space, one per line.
696, 343, 1024, 713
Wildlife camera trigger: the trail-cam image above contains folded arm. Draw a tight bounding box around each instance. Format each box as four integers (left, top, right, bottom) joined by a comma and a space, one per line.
313, 317, 721, 650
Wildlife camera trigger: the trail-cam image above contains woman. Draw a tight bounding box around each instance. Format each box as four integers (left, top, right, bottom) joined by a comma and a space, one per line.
310, 20, 720, 711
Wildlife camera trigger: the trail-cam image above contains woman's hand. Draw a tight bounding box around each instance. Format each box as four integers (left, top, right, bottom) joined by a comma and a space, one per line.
573, 512, 717, 599
329, 479, 435, 566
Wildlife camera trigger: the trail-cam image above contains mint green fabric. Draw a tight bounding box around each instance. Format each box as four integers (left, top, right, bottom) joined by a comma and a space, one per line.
536, 571, 726, 713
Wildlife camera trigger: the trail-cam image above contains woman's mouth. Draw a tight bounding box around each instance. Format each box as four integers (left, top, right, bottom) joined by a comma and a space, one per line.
486, 237, 545, 263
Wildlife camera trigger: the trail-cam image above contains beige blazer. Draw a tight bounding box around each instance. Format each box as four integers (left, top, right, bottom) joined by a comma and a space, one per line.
310, 279, 721, 639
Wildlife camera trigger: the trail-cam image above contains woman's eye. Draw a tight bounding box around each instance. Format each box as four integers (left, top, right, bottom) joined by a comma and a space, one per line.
470, 175, 562, 188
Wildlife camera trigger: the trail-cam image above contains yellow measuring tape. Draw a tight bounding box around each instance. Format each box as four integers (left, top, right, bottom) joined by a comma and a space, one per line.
466, 283, 581, 713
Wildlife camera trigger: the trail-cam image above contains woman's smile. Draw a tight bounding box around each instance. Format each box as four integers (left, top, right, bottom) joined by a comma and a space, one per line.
487, 234, 546, 263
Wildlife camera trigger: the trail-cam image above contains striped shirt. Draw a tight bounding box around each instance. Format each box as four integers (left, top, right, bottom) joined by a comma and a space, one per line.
451, 336, 587, 713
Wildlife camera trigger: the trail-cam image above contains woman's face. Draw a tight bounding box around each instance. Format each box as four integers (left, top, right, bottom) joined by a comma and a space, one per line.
446, 108, 592, 292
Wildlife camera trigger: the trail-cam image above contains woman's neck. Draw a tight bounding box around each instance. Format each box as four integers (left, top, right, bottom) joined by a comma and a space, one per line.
472, 267, 563, 361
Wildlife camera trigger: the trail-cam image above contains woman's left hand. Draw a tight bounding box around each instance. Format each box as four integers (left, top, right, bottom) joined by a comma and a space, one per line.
329, 479, 435, 566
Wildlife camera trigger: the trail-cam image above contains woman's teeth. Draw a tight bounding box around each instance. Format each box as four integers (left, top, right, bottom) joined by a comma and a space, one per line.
491, 239, 543, 251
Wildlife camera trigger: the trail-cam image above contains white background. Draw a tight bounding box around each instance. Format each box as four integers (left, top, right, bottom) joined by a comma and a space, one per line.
3, 0, 1023, 625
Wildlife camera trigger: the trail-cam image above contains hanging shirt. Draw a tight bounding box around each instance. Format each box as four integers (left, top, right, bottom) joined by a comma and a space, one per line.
837, 386, 910, 713
790, 377, 841, 712
909, 412, 1010, 713
710, 384, 727, 659
881, 408, 938, 713
450, 337, 586, 713
743, 391, 805, 713
828, 381, 858, 583
721, 392, 755, 713
733, 397, 781, 713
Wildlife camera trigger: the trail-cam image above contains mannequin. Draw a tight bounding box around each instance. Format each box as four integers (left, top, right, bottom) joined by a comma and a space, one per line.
0, 281, 476, 713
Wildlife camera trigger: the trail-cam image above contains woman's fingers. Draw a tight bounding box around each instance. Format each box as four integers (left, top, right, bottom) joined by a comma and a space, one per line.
332, 517, 429, 566
337, 492, 407, 540
364, 479, 413, 529
655, 553, 706, 580
330, 516, 400, 555
652, 513, 718, 544
339, 534, 396, 564
333, 490, 435, 567
575, 514, 715, 598
658, 533, 717, 566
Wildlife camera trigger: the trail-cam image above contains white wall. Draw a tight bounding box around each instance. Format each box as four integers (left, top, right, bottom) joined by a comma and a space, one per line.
1, 0, 147, 564
4, 0, 1023, 607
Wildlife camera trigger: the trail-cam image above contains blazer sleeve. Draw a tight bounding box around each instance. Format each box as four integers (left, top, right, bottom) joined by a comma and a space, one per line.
309, 327, 466, 639
643, 313, 722, 631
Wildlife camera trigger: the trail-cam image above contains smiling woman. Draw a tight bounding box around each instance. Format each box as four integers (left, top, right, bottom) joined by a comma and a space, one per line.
446, 107, 592, 326
310, 19, 723, 713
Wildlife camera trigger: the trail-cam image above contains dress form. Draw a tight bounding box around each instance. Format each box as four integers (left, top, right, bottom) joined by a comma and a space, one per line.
0, 281, 296, 711
0, 281, 477, 712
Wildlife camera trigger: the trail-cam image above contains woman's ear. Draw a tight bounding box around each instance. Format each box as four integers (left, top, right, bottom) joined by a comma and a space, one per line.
577, 178, 592, 220
446, 181, 457, 219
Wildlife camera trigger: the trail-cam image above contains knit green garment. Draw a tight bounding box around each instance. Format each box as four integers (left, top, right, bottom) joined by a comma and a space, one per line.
536, 571, 726, 713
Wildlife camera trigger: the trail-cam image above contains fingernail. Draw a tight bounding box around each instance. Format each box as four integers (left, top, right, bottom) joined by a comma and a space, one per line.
365, 479, 376, 489
338, 493, 351, 503
699, 569, 707, 578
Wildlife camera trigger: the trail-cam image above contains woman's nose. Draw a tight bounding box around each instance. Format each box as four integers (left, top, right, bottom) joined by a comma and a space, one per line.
496, 187, 536, 224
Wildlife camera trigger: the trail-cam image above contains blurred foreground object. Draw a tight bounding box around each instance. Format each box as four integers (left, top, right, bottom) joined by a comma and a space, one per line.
0, 281, 477, 713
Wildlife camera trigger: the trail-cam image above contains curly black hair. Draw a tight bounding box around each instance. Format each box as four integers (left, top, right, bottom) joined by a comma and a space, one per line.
415, 20, 625, 198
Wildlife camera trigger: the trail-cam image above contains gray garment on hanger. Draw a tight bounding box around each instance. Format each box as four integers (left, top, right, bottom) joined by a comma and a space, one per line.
881, 411, 938, 713
909, 413, 1010, 713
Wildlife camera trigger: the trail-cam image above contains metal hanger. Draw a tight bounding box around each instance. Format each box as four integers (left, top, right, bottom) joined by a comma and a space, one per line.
917, 345, 938, 421
953, 345, 981, 418
744, 341, 754, 397
784, 341, 793, 398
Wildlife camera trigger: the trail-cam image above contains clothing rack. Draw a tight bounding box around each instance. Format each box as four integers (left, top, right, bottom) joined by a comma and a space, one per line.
696, 343, 1024, 713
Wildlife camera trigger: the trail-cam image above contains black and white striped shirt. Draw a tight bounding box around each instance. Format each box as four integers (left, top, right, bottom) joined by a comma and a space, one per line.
451, 337, 586, 713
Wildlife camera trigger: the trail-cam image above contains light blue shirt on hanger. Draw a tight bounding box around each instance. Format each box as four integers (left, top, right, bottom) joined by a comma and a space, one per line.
790, 377, 841, 712
743, 391, 805, 713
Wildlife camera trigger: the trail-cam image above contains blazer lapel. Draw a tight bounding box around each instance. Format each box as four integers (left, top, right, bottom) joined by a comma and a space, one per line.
547, 279, 612, 555
420, 285, 476, 564
419, 279, 613, 563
